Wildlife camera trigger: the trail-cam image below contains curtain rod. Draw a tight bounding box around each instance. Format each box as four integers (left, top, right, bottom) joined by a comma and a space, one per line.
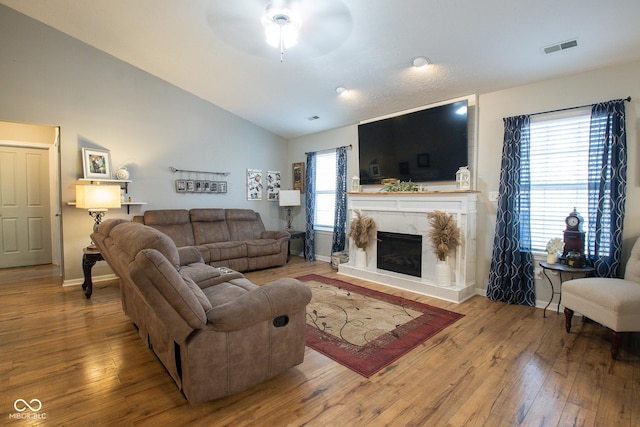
531, 96, 631, 117
305, 144, 352, 156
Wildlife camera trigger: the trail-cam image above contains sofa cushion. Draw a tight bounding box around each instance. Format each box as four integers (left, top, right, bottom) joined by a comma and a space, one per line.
205, 241, 247, 262
190, 209, 231, 244
111, 222, 180, 268
246, 239, 282, 257
202, 278, 259, 308
143, 209, 196, 247
226, 209, 266, 241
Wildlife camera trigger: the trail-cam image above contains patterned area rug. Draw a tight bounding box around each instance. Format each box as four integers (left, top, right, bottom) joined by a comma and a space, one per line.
297, 274, 464, 378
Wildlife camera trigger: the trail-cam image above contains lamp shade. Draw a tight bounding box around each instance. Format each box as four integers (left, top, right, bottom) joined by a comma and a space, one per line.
76, 184, 121, 210
279, 189, 301, 207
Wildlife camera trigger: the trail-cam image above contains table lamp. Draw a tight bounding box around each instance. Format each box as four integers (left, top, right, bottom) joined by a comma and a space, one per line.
279, 189, 301, 231
76, 184, 121, 248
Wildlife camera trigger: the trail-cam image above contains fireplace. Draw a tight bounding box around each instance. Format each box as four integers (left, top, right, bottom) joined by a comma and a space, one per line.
377, 231, 422, 277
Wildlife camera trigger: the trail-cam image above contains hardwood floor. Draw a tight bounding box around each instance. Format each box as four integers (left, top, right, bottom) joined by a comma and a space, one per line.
1, 258, 639, 426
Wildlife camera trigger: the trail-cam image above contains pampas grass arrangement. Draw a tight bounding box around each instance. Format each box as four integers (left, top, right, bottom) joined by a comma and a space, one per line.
427, 210, 461, 261
348, 210, 378, 249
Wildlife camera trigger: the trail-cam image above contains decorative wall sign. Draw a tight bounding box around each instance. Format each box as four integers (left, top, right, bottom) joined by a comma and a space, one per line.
170, 166, 230, 194
293, 162, 304, 191
267, 170, 281, 201
247, 169, 263, 200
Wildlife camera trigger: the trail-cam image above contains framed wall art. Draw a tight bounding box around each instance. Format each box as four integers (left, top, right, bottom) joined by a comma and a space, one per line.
175, 180, 187, 192
82, 147, 112, 179
292, 162, 304, 191
267, 170, 281, 201
217, 181, 227, 193
247, 169, 263, 200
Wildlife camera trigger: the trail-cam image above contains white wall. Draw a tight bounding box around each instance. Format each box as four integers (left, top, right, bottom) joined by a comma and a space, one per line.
0, 6, 289, 282
291, 60, 640, 305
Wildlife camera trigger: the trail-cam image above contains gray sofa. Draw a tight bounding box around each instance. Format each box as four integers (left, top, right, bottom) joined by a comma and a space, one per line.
92, 218, 311, 404
133, 208, 289, 272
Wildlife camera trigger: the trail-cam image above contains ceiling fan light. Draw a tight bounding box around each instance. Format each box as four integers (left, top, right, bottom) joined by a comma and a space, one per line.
262, 7, 301, 49
264, 22, 282, 47
281, 23, 299, 48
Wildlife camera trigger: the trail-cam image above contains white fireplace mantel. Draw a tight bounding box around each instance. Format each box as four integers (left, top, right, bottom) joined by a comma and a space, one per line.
338, 191, 478, 303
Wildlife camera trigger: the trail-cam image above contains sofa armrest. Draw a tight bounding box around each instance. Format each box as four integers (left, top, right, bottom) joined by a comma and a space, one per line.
206, 278, 311, 331
261, 230, 290, 241
177, 246, 203, 266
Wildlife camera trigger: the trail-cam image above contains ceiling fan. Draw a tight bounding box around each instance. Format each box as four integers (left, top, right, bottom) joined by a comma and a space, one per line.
206, 0, 353, 60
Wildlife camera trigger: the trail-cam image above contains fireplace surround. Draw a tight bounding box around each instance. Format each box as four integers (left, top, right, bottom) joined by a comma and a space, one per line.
338, 191, 477, 303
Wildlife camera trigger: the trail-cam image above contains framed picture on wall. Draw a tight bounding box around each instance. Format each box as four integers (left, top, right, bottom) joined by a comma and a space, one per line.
82, 147, 112, 179
175, 180, 187, 193
247, 169, 263, 200
267, 170, 281, 201
292, 162, 304, 192
217, 181, 227, 194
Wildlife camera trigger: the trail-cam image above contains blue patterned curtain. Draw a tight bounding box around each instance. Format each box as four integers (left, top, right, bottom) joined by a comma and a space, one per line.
331, 147, 348, 254
487, 115, 535, 306
586, 99, 627, 277
304, 152, 316, 261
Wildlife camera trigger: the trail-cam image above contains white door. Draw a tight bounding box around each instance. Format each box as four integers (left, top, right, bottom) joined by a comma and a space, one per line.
0, 146, 52, 268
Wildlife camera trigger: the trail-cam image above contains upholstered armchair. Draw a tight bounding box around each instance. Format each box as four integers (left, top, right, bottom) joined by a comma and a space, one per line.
563, 237, 640, 359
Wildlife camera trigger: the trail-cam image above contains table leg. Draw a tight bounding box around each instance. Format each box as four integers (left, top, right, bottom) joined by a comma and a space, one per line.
542, 268, 555, 318
82, 254, 99, 299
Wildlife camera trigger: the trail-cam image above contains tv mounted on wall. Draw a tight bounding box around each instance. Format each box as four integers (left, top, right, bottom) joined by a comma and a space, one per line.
358, 100, 468, 185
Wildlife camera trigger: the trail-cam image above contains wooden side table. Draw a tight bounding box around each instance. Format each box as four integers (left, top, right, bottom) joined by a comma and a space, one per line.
287, 231, 306, 262
82, 247, 104, 299
539, 261, 594, 317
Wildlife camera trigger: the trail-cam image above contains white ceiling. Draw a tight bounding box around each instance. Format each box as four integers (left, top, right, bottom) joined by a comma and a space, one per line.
2, 0, 640, 139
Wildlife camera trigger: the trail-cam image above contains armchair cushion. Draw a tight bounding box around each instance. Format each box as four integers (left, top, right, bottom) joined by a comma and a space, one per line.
563, 278, 640, 331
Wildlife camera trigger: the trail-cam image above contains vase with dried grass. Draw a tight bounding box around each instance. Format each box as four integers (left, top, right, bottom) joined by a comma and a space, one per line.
348, 210, 378, 268
427, 210, 462, 286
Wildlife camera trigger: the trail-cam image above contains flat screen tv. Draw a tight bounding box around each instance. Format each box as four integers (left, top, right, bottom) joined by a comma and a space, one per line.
358, 100, 468, 184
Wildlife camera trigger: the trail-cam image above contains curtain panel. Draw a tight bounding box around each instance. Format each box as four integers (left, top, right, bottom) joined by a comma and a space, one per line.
304, 152, 316, 261
331, 146, 347, 254
487, 115, 536, 306
587, 99, 627, 277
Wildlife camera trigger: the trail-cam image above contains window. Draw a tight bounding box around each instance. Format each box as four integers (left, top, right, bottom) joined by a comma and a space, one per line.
529, 109, 591, 253
314, 151, 337, 229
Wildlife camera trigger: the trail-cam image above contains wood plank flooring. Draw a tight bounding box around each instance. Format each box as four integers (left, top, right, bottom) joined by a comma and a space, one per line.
1, 258, 639, 426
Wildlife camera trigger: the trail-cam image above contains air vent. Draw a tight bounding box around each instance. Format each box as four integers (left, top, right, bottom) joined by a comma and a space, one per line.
307, 115, 320, 121
543, 38, 578, 55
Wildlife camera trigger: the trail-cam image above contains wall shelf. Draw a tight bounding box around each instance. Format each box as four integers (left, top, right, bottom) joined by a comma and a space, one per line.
75, 178, 145, 213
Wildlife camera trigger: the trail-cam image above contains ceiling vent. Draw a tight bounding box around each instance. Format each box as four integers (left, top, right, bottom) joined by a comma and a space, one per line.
307, 115, 320, 121
543, 38, 578, 55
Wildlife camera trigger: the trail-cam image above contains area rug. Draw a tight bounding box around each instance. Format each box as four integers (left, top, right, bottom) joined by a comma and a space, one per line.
297, 274, 464, 377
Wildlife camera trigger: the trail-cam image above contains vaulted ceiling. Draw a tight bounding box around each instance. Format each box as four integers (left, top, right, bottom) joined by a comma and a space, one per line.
2, 0, 639, 139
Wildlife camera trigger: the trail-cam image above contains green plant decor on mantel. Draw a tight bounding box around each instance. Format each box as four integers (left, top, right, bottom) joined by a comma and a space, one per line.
380, 180, 419, 192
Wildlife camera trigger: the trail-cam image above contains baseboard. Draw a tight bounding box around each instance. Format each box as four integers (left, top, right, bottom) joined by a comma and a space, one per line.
62, 273, 118, 287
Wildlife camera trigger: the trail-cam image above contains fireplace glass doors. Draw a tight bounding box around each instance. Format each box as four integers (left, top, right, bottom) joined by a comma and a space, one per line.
376, 231, 422, 277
